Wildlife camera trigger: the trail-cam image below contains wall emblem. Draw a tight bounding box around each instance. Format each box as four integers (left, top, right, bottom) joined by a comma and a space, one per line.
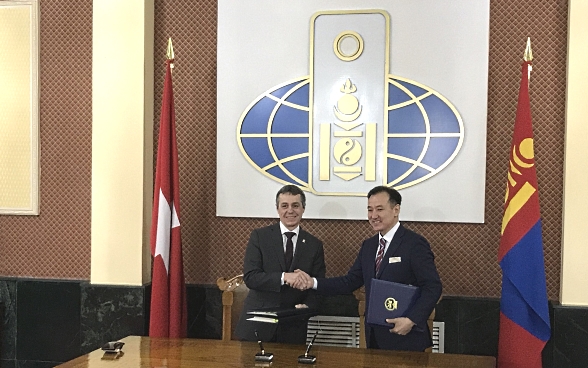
237, 10, 463, 196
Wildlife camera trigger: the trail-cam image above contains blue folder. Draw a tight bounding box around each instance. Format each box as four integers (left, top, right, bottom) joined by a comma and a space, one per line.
366, 278, 421, 328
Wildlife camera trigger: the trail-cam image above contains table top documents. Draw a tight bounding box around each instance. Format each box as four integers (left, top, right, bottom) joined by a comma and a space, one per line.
56, 335, 496, 368
246, 306, 318, 324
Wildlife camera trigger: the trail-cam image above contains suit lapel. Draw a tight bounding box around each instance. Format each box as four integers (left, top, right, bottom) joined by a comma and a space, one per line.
365, 235, 379, 280
269, 223, 287, 271
376, 225, 405, 278
290, 229, 309, 270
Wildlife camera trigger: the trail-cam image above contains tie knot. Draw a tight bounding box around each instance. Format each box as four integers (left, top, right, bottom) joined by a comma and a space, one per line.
285, 232, 295, 240
379, 238, 386, 247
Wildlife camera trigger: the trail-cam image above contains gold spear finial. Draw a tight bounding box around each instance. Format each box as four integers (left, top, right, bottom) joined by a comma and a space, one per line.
523, 37, 533, 62
166, 37, 174, 71
166, 37, 174, 60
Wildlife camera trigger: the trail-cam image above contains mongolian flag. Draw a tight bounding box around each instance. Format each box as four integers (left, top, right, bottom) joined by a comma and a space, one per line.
497, 59, 551, 367
149, 43, 188, 338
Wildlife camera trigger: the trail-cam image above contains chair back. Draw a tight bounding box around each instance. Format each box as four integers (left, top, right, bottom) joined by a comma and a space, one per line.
217, 274, 249, 341
353, 287, 367, 348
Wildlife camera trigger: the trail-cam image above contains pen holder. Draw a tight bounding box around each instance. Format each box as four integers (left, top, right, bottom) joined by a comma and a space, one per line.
298, 354, 316, 364
255, 352, 274, 362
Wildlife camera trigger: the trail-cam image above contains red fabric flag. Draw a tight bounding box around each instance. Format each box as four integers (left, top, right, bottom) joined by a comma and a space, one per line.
497, 60, 550, 367
149, 59, 187, 338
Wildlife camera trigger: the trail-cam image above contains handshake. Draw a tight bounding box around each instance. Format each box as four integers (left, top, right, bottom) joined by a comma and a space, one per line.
284, 269, 314, 290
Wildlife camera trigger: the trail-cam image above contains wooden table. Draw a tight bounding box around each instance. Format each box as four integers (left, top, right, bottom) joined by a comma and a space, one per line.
56, 336, 496, 367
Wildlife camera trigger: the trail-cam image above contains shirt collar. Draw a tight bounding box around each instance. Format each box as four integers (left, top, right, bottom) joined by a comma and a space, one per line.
379, 221, 400, 244
280, 222, 300, 236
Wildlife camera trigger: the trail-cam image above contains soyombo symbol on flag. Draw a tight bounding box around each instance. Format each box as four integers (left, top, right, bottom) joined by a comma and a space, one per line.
497, 48, 551, 367
149, 40, 187, 338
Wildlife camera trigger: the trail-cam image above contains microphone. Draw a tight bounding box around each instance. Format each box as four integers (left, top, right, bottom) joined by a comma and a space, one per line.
298, 330, 319, 364
254, 330, 273, 362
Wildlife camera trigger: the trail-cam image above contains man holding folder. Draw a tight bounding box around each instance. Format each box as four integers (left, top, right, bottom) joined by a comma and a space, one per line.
297, 186, 442, 351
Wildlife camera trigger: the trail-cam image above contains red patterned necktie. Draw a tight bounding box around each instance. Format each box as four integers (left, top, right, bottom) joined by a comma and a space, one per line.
375, 237, 386, 274
284, 232, 295, 270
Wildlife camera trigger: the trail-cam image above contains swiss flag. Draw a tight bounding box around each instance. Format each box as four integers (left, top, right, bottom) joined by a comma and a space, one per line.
149, 58, 187, 338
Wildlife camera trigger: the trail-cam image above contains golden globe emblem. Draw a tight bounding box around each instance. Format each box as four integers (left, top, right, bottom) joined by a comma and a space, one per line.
384, 297, 398, 311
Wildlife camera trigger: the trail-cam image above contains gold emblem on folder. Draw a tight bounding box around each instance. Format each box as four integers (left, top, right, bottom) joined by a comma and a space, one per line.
384, 297, 398, 311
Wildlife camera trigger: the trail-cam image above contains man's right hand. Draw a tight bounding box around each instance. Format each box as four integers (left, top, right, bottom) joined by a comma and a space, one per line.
284, 271, 308, 290
294, 269, 313, 290
284, 270, 313, 290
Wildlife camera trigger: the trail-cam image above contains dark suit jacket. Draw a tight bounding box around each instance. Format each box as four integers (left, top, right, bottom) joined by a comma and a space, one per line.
235, 223, 326, 343
317, 224, 442, 351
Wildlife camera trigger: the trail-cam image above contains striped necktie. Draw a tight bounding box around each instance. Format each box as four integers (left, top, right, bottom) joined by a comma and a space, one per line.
375, 237, 386, 275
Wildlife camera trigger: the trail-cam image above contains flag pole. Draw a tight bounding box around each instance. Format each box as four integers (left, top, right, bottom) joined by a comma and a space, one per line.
149, 36, 187, 338
497, 35, 550, 368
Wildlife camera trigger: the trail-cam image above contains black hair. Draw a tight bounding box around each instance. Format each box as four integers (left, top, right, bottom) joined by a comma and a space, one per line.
367, 186, 401, 206
275, 185, 306, 208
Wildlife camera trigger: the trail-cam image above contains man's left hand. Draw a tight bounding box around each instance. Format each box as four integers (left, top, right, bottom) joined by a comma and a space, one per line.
385, 317, 415, 335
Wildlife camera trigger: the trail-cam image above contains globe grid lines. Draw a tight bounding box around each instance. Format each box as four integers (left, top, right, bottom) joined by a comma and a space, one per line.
265, 79, 311, 186
386, 76, 433, 186
237, 74, 464, 192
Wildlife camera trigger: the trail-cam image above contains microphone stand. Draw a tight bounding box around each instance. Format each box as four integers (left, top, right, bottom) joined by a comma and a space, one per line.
298, 330, 319, 364
254, 330, 274, 362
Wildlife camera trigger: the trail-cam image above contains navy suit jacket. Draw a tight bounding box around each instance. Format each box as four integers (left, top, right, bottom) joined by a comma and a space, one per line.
235, 223, 326, 343
317, 224, 442, 351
